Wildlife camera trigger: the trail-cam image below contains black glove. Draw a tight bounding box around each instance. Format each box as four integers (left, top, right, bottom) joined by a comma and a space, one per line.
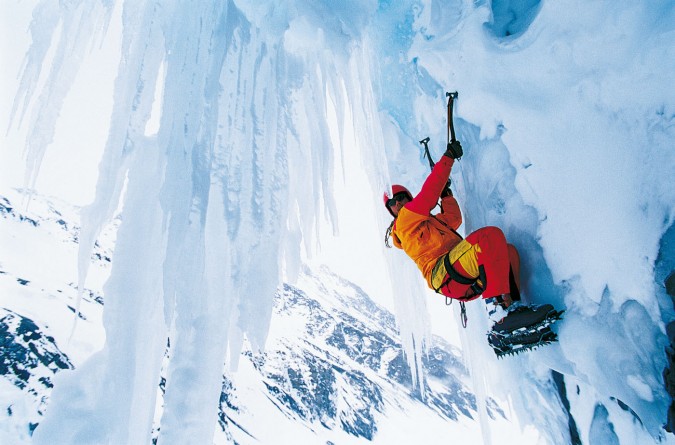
444, 140, 463, 159
440, 183, 453, 198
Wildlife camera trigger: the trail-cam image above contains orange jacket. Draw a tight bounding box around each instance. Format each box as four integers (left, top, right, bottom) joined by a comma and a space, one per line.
391, 156, 462, 288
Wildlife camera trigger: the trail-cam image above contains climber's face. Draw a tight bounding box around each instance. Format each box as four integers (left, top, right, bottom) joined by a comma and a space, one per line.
386, 193, 410, 217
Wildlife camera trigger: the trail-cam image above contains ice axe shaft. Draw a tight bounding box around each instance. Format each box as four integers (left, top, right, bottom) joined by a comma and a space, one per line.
446, 91, 458, 145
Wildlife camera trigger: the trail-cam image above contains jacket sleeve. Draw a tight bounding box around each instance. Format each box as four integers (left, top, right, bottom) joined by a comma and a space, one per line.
437, 195, 462, 230
406, 156, 454, 215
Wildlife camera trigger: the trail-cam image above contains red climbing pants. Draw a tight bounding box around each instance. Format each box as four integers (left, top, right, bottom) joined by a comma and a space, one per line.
436, 226, 520, 301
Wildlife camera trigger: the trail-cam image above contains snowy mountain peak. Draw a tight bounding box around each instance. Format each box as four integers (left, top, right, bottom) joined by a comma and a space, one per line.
1, 189, 498, 444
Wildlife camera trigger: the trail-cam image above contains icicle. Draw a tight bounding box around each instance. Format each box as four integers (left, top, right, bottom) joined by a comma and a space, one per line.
73, 0, 166, 338
33, 0, 172, 442
11, 1, 115, 195
9, 0, 60, 132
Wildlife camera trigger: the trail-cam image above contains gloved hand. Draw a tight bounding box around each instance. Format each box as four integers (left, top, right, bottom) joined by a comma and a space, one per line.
444, 140, 463, 159
440, 184, 453, 198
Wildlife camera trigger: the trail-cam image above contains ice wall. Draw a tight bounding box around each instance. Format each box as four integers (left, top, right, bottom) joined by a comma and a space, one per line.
405, 0, 675, 443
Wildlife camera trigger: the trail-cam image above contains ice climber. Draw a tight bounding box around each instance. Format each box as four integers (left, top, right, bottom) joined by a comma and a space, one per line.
383, 139, 562, 356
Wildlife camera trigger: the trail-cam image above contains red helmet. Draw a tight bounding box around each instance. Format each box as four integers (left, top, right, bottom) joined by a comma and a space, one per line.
383, 184, 413, 216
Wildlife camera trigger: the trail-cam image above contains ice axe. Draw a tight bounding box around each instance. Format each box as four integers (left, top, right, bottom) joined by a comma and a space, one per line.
418, 90, 461, 169
418, 136, 435, 169
444, 91, 464, 160
418, 136, 450, 191
446, 91, 458, 146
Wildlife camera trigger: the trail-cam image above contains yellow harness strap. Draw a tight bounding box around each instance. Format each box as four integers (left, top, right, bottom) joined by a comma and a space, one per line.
431, 239, 482, 290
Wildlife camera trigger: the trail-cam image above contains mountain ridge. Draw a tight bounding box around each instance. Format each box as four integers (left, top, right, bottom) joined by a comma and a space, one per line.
0, 189, 499, 444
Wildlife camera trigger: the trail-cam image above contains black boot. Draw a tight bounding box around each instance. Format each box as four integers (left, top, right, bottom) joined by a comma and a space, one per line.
490, 302, 556, 334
